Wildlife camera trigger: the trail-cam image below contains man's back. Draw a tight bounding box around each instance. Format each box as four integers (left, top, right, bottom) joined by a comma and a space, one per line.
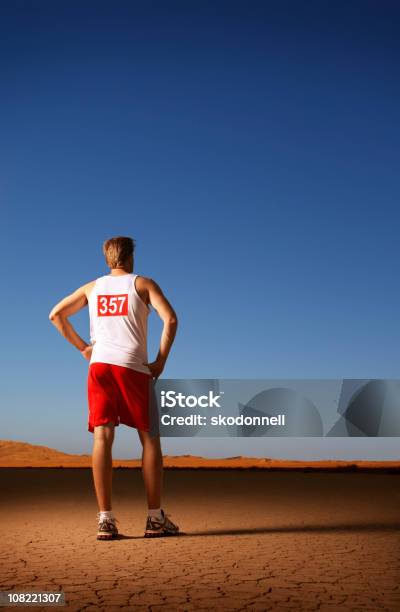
88, 272, 151, 375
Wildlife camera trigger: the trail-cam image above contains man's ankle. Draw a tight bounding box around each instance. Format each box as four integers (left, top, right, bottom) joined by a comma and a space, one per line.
98, 509, 115, 521
148, 507, 163, 521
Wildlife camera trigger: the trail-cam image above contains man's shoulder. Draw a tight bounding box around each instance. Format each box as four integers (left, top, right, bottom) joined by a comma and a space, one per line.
80, 278, 99, 300
135, 275, 159, 290
83, 278, 99, 289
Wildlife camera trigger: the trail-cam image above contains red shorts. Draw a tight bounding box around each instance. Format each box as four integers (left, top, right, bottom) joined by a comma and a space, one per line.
87, 362, 159, 435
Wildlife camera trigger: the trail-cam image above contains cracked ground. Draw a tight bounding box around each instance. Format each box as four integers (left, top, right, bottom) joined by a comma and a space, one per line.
0, 469, 399, 611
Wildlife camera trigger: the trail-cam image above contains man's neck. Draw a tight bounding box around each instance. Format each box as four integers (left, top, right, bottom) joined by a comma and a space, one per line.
110, 268, 131, 276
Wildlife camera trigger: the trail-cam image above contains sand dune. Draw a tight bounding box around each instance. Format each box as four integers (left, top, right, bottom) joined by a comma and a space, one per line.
0, 439, 399, 469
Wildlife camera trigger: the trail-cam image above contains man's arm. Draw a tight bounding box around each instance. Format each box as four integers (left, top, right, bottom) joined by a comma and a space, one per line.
140, 277, 178, 379
48, 282, 93, 360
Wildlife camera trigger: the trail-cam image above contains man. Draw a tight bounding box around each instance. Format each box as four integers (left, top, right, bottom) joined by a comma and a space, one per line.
49, 236, 179, 540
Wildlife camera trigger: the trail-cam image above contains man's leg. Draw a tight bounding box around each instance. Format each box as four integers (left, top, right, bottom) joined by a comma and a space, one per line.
137, 429, 163, 509
138, 430, 180, 537
92, 423, 115, 511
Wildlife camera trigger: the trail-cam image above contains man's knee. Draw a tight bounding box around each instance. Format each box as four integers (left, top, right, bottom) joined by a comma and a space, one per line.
139, 430, 161, 449
93, 423, 115, 444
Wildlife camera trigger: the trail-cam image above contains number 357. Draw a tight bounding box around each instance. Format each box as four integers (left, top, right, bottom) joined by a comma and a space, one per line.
97, 294, 128, 316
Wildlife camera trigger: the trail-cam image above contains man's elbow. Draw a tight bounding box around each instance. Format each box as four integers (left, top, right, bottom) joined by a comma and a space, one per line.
167, 315, 178, 328
49, 309, 61, 323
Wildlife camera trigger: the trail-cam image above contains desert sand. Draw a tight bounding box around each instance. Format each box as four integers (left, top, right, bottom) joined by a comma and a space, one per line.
1, 466, 399, 611
1, 440, 399, 470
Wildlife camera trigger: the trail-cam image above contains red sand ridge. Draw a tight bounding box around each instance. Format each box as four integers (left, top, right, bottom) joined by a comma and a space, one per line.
0, 440, 399, 470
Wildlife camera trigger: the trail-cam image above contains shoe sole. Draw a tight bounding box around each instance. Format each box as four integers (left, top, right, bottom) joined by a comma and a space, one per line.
97, 532, 118, 540
144, 530, 179, 538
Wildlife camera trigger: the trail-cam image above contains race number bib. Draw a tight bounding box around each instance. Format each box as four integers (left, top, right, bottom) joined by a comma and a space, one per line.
97, 294, 128, 316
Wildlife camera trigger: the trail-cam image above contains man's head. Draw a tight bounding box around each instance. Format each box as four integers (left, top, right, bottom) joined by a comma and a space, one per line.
103, 236, 135, 272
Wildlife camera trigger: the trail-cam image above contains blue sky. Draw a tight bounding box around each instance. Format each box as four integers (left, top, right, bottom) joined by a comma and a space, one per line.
1, 1, 399, 459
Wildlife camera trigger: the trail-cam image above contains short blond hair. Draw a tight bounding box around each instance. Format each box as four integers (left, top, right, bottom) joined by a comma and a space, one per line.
103, 236, 135, 269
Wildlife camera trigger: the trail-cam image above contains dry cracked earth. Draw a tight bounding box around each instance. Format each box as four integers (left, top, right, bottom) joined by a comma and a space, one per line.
0, 469, 399, 611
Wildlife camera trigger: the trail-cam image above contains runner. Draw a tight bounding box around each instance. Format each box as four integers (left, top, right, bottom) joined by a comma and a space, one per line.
49, 236, 180, 540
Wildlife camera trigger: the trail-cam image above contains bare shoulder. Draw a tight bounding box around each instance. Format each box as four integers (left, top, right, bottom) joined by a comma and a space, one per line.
135, 275, 162, 306
135, 276, 161, 292
81, 279, 97, 301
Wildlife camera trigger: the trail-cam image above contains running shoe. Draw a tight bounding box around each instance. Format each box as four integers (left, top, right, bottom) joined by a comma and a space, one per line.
144, 509, 179, 538
97, 513, 119, 540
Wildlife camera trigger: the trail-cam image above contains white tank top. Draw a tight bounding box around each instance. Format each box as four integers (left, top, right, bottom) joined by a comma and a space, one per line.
88, 273, 151, 375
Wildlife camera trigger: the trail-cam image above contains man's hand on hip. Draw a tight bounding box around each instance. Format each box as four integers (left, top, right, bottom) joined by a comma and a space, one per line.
81, 345, 94, 361
143, 357, 166, 380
